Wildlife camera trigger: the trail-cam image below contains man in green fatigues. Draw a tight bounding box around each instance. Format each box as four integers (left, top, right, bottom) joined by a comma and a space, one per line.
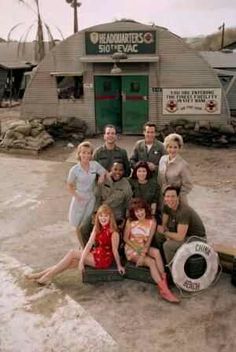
130, 122, 165, 177
80, 162, 132, 246
156, 186, 206, 263
94, 162, 132, 227
93, 124, 131, 177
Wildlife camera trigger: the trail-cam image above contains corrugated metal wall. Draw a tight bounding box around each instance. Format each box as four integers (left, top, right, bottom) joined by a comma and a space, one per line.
22, 33, 102, 132
227, 77, 236, 110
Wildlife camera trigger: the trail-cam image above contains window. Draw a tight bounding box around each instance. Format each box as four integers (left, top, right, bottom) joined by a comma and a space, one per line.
130, 81, 140, 92
56, 76, 83, 99
218, 75, 232, 90
103, 80, 112, 92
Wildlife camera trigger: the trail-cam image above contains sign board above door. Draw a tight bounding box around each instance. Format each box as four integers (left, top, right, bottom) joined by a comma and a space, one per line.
85, 31, 156, 55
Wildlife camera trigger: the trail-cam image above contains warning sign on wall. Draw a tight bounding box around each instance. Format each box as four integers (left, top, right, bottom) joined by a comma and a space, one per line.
162, 88, 222, 115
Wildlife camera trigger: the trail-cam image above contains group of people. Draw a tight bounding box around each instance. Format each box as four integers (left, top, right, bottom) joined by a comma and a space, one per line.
27, 123, 206, 304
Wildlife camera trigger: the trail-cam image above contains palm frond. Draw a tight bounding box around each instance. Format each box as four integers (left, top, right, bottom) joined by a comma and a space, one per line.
17, 23, 35, 58
44, 23, 56, 50
7, 23, 24, 41
55, 26, 65, 41
35, 14, 45, 61
10, 0, 64, 61
18, 0, 37, 15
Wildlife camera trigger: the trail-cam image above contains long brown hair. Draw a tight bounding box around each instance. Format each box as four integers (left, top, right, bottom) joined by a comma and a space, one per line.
128, 198, 152, 221
94, 204, 118, 233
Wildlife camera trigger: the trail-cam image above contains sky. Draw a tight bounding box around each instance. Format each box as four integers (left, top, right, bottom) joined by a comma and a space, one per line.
0, 0, 236, 41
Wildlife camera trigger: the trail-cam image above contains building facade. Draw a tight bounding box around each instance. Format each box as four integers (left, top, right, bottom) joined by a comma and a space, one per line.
21, 20, 230, 134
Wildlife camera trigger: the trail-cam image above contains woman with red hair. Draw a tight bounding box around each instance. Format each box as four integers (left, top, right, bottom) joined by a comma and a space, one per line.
26, 205, 125, 284
124, 198, 179, 303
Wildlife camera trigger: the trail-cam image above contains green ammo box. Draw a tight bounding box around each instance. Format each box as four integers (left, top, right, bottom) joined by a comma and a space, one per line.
82, 265, 124, 283
124, 261, 155, 285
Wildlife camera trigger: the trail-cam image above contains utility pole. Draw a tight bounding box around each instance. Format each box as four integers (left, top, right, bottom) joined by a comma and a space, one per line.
66, 0, 82, 33
218, 22, 225, 50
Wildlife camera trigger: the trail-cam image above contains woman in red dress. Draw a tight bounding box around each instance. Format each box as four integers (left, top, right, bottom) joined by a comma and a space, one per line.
26, 204, 125, 284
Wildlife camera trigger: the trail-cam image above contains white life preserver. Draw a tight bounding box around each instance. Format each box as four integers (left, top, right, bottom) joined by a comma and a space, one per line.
171, 241, 219, 292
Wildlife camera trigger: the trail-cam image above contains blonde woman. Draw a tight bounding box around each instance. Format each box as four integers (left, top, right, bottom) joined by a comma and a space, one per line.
158, 133, 192, 203
67, 141, 106, 245
26, 205, 125, 284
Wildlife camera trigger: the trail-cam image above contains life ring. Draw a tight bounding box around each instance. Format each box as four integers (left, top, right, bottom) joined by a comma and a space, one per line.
171, 241, 219, 292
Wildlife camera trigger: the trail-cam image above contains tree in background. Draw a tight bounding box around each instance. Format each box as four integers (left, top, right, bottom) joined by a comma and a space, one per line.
187, 27, 236, 51
8, 0, 63, 62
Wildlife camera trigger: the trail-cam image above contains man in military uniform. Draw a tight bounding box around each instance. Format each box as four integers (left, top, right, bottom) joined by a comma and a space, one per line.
130, 122, 165, 176
156, 186, 206, 263
94, 161, 132, 227
79, 162, 132, 246
93, 124, 131, 177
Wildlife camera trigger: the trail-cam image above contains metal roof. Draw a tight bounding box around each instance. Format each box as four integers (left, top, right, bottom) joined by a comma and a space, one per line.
200, 51, 236, 69
0, 42, 51, 69
81, 20, 165, 32
215, 68, 236, 76
0, 61, 33, 69
223, 41, 236, 50
50, 71, 83, 76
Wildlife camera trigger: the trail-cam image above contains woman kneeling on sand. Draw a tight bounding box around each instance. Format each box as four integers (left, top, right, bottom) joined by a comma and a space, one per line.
26, 204, 125, 284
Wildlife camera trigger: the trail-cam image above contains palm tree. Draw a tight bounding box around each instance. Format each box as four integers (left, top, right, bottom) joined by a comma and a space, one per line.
8, 0, 63, 62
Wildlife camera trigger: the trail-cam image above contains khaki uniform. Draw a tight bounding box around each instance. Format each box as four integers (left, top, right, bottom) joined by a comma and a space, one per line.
80, 177, 132, 246
128, 177, 161, 213
130, 139, 165, 176
158, 154, 193, 202
93, 144, 131, 177
95, 177, 132, 222
155, 202, 206, 263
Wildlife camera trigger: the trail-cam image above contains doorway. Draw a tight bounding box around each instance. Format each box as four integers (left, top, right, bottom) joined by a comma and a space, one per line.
95, 75, 148, 134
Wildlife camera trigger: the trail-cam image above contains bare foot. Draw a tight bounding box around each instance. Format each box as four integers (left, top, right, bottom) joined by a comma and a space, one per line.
36, 280, 52, 287
25, 272, 42, 280
36, 273, 52, 285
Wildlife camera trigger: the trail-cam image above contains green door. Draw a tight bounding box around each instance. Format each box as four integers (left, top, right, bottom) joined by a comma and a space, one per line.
95, 76, 122, 133
122, 76, 148, 134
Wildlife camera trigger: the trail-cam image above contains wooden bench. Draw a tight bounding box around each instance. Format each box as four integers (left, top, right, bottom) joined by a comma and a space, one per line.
82, 265, 124, 283
232, 258, 236, 286
82, 262, 156, 285
124, 261, 155, 285
213, 244, 236, 273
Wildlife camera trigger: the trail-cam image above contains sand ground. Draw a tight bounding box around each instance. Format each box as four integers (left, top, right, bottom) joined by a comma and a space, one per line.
1, 107, 236, 352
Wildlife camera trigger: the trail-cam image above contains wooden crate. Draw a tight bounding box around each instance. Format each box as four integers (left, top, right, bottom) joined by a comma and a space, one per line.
82, 265, 124, 283
124, 261, 155, 285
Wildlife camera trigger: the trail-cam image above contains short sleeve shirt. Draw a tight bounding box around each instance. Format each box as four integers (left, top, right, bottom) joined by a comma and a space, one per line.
67, 161, 106, 197
163, 203, 206, 238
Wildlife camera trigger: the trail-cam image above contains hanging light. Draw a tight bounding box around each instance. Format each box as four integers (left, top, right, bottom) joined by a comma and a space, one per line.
111, 62, 122, 74
110, 52, 128, 74
111, 53, 128, 61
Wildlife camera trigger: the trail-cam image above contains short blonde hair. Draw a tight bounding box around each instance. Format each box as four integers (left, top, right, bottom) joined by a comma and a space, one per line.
164, 133, 184, 149
76, 141, 93, 160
